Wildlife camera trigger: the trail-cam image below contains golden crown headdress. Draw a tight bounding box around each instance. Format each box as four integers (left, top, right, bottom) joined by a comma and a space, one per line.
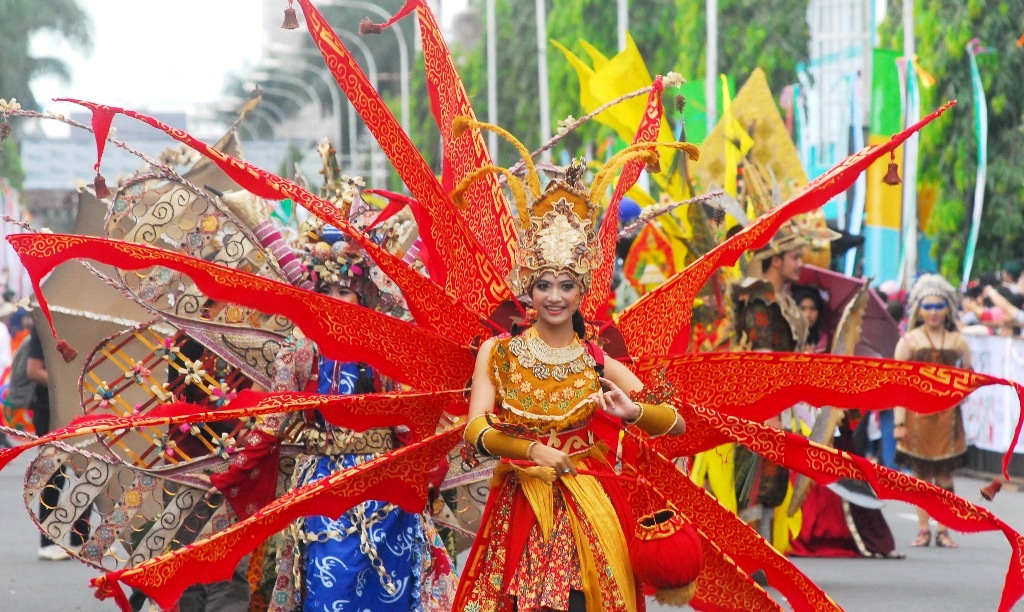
510, 159, 601, 294
449, 117, 697, 296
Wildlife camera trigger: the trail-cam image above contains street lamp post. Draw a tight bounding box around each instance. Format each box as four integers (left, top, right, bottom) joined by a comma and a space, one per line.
251, 70, 325, 121
252, 83, 316, 130
320, 0, 410, 135
486, 0, 498, 158
535, 0, 551, 161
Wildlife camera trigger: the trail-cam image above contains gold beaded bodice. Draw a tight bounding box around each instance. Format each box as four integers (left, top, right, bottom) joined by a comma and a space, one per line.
488, 327, 601, 434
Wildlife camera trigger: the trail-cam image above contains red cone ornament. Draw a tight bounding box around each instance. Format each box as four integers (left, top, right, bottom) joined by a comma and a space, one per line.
359, 17, 383, 35
629, 505, 703, 606
55, 339, 79, 362
981, 478, 1004, 501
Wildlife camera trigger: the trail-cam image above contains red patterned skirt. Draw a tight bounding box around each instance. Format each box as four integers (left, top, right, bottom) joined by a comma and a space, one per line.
454, 453, 643, 612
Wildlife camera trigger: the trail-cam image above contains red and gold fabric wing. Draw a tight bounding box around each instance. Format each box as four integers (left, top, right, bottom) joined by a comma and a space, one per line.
7, 234, 474, 392
617, 101, 955, 357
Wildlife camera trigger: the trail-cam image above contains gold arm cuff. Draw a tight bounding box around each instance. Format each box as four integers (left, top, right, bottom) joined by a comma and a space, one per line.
465, 414, 536, 460
465, 414, 491, 447
481, 429, 536, 460
632, 402, 679, 437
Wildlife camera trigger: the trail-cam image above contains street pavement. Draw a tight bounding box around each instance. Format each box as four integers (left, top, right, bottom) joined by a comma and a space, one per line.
2, 447, 1023, 611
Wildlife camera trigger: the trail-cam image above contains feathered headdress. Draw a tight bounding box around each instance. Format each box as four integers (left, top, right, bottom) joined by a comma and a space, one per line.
907, 273, 959, 331
742, 162, 839, 270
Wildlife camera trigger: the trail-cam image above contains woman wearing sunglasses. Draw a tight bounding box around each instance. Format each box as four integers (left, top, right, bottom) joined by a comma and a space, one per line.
893, 274, 971, 549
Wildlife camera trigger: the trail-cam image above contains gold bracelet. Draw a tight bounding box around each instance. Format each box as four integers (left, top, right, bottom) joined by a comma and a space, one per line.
464, 413, 536, 459
624, 401, 645, 425
464, 414, 490, 448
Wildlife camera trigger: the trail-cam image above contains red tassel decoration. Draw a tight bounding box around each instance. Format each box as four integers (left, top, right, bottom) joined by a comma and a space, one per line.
281, 1, 299, 29
882, 150, 902, 185
981, 478, 1004, 501
629, 506, 703, 606
55, 339, 78, 363
359, 17, 384, 35
93, 173, 111, 199
91, 575, 132, 612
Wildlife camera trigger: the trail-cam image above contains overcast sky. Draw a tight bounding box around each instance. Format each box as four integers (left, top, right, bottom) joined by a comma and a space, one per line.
30, 1, 264, 113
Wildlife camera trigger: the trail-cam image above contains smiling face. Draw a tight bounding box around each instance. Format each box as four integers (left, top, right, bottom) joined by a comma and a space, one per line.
918, 296, 949, 330
530, 271, 581, 328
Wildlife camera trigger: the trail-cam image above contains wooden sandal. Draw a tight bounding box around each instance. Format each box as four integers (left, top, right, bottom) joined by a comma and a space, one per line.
935, 531, 958, 548
910, 529, 931, 547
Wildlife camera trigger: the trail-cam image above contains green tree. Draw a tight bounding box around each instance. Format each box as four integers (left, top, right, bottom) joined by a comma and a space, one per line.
880, 0, 1023, 283
673, 0, 810, 98
0, 0, 93, 111
0, 0, 93, 187
408, 0, 808, 172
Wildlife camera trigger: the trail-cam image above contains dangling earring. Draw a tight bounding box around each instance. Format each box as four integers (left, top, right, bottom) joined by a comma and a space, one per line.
524, 307, 537, 326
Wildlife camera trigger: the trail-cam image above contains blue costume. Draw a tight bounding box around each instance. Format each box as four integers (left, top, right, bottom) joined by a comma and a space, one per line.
229, 336, 456, 612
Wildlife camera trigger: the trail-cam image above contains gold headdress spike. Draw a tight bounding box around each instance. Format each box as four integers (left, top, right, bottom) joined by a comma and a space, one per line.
452, 116, 542, 198
589, 141, 700, 203
450, 164, 529, 222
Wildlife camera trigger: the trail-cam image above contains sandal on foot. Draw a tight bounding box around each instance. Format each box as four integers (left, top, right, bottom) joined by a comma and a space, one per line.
935, 531, 958, 548
910, 529, 931, 547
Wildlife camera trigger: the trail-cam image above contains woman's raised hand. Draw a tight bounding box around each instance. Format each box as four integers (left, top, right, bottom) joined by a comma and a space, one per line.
591, 377, 642, 421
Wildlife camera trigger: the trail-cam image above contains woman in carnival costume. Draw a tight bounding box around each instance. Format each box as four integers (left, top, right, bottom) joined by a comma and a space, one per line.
454, 159, 691, 612
895, 274, 971, 549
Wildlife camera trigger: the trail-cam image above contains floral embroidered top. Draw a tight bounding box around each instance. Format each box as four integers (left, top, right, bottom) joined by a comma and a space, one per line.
488, 327, 602, 435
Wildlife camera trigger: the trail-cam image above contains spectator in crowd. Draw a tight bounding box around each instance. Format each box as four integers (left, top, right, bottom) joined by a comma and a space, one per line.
23, 317, 91, 560
0, 300, 14, 381
895, 275, 971, 549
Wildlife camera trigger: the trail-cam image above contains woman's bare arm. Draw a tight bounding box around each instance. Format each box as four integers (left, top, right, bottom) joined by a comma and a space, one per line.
467, 338, 498, 421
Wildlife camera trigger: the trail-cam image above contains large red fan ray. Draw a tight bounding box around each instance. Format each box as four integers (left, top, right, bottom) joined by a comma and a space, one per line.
55, 100, 489, 346
6, 234, 473, 393
667, 406, 1024, 612
617, 102, 955, 358
582, 77, 668, 319
627, 443, 841, 612
91, 427, 465, 611
297, 0, 512, 317
0, 389, 465, 471
365, 0, 519, 281
634, 351, 1024, 477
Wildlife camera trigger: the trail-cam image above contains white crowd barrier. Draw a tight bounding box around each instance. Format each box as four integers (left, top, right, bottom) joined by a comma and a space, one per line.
961, 332, 1024, 455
